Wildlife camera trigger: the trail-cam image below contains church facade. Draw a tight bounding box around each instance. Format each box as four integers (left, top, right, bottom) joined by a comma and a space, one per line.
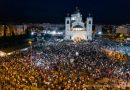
64, 9, 93, 41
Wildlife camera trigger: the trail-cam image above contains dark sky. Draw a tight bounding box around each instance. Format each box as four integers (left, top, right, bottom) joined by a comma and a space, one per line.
0, 0, 130, 24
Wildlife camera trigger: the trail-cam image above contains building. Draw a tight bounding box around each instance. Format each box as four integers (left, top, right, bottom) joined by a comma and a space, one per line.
127, 24, 130, 35
101, 25, 115, 34
0, 25, 27, 37
15, 25, 27, 35
95, 25, 103, 35
0, 25, 4, 37
116, 25, 130, 35
64, 9, 93, 41
41, 23, 64, 31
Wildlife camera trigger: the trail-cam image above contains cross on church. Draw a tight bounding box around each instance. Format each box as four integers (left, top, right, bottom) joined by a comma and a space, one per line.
76, 7, 80, 12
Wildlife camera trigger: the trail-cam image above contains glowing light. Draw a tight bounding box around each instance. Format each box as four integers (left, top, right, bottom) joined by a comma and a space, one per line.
72, 34, 86, 42
51, 31, 56, 35
21, 48, 28, 51
7, 52, 13, 55
73, 28, 84, 31
0, 51, 6, 57
98, 32, 102, 35
71, 17, 76, 20
31, 32, 34, 35
28, 40, 32, 45
76, 52, 79, 56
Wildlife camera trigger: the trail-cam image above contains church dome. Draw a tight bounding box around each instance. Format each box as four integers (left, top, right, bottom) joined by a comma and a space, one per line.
73, 25, 83, 28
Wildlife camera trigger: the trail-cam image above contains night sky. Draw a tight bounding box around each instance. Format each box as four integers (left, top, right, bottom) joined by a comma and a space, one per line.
0, 0, 130, 24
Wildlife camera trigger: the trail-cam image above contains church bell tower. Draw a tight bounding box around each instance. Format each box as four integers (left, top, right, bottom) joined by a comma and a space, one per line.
87, 14, 93, 40
65, 15, 71, 40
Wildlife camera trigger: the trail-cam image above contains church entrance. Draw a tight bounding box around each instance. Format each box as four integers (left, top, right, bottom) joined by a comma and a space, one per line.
72, 35, 86, 42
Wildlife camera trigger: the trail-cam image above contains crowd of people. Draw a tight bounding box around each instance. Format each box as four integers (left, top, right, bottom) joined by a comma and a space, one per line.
97, 39, 129, 61
0, 40, 130, 90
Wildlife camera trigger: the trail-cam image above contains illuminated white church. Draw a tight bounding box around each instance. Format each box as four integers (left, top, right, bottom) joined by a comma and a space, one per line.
65, 9, 93, 41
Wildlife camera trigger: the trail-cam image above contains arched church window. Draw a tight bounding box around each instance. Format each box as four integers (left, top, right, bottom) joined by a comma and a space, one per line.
89, 21, 91, 24
67, 20, 70, 24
